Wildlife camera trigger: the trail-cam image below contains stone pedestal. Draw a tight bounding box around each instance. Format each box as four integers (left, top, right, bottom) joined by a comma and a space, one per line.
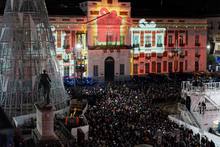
33, 103, 60, 146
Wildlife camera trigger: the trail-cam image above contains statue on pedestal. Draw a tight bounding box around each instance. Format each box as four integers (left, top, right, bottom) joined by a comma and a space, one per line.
38, 70, 51, 104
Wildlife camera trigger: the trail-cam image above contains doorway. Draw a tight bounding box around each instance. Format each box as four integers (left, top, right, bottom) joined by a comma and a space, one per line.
105, 57, 114, 81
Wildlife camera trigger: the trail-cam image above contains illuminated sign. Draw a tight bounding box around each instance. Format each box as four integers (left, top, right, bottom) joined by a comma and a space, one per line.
139, 19, 156, 28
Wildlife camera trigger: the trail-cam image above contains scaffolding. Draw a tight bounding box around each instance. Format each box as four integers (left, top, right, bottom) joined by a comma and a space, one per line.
0, 0, 68, 117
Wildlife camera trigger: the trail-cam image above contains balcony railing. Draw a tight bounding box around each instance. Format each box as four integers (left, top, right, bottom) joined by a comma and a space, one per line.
88, 45, 132, 50
145, 44, 152, 47
157, 44, 163, 47
168, 44, 174, 47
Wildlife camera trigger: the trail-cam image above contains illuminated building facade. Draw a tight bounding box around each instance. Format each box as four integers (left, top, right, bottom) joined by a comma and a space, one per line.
0, 0, 208, 79
131, 18, 207, 75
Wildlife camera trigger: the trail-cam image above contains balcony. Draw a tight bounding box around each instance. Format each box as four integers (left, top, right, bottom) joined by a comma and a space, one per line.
145, 55, 151, 60
168, 44, 174, 47
88, 45, 132, 50
133, 55, 139, 60
151, 52, 157, 57
145, 44, 152, 47
63, 58, 70, 63
157, 44, 163, 47
157, 53, 163, 58
180, 53, 185, 58
163, 51, 167, 57
133, 44, 140, 48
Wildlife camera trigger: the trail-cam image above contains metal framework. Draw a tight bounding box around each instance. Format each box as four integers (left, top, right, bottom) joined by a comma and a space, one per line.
0, 0, 67, 117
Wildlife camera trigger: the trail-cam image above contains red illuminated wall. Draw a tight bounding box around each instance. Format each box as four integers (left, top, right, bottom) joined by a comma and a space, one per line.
97, 8, 122, 44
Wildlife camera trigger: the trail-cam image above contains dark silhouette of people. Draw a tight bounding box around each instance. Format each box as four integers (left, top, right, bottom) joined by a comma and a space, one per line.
198, 102, 202, 114
38, 70, 51, 104
186, 96, 191, 112
202, 101, 206, 114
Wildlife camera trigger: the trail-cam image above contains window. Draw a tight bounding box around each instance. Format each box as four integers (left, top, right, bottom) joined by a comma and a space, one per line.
120, 11, 128, 15
179, 34, 184, 46
64, 66, 69, 77
76, 19, 84, 22
185, 60, 188, 71
62, 19, 70, 21
163, 61, 167, 72
168, 35, 173, 46
133, 34, 139, 46
185, 50, 188, 56
145, 35, 151, 47
120, 64, 125, 75
157, 62, 161, 73
120, 36, 125, 45
133, 64, 138, 75
152, 62, 156, 73
93, 36, 97, 46
93, 65, 98, 77
107, 0, 113, 4
90, 11, 99, 15
157, 35, 163, 47
195, 35, 200, 46
106, 34, 113, 45
168, 62, 173, 73
174, 61, 178, 72
57, 31, 61, 48
145, 63, 150, 73
180, 62, 184, 72
195, 61, 199, 72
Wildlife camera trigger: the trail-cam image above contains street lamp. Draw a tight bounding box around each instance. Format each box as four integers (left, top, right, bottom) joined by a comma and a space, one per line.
74, 43, 86, 82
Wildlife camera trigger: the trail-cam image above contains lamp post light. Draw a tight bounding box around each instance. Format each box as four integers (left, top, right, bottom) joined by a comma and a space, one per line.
74, 43, 86, 83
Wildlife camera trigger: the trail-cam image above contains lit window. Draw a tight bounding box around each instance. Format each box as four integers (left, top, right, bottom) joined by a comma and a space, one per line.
133, 64, 138, 74
168, 35, 173, 46
133, 34, 139, 46
195, 35, 200, 46
120, 64, 125, 75
145, 35, 151, 47
179, 35, 184, 46
157, 35, 163, 47
93, 65, 98, 77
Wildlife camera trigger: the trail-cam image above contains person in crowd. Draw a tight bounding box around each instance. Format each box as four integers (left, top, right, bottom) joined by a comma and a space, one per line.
67, 75, 215, 147
202, 101, 206, 114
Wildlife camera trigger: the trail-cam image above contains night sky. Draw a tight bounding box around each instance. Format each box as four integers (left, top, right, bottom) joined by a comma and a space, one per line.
0, 0, 220, 16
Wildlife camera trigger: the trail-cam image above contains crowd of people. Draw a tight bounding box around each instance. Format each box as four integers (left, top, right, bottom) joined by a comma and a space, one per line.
77, 76, 216, 147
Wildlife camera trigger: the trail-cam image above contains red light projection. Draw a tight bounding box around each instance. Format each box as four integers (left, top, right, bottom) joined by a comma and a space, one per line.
97, 8, 122, 44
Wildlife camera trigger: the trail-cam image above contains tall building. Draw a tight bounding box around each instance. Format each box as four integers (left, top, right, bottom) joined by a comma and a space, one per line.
0, 0, 208, 80
207, 16, 220, 64
0, 0, 67, 117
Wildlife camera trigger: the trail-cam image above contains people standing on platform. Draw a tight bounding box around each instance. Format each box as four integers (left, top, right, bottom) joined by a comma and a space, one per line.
186, 96, 191, 112
198, 102, 202, 114
202, 101, 206, 114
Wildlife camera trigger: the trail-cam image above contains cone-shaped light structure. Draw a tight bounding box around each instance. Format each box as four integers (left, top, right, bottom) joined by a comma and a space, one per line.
0, 0, 67, 117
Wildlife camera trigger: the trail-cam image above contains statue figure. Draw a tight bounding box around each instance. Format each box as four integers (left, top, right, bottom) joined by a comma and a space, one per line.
38, 70, 51, 104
